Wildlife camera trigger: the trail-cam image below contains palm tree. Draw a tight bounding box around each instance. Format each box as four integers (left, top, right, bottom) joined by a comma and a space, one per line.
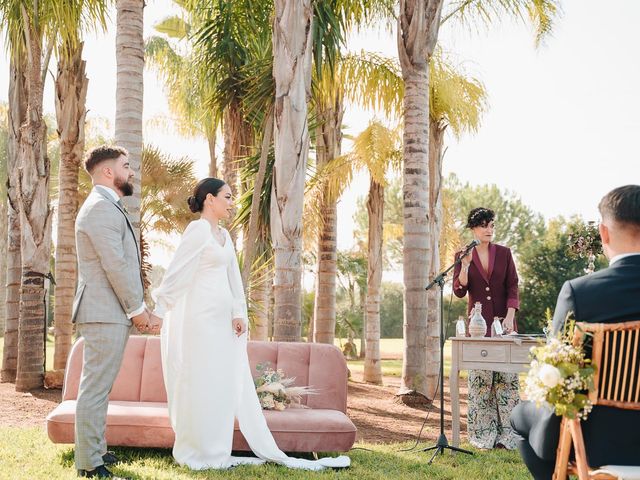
270, 0, 314, 342
395, 0, 445, 404
309, 121, 401, 381
0, 103, 9, 338
311, 51, 402, 345
145, 12, 219, 177
139, 146, 196, 296
116, 0, 145, 242
0, 0, 57, 391
1, 62, 26, 383
52, 0, 108, 372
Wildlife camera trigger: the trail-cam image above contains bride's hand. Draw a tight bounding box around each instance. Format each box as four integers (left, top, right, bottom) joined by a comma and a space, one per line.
232, 318, 247, 337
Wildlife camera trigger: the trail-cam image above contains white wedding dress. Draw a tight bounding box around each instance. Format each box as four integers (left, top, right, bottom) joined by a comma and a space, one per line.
153, 219, 350, 470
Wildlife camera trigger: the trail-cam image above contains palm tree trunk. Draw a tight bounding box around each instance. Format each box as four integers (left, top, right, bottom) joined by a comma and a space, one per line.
364, 179, 383, 384
242, 110, 273, 289
313, 100, 343, 344
207, 130, 217, 177
52, 42, 88, 371
0, 164, 5, 338
16, 25, 53, 391
425, 118, 446, 396
270, 0, 313, 342
249, 260, 271, 341
1, 60, 26, 383
115, 0, 144, 243
397, 0, 444, 402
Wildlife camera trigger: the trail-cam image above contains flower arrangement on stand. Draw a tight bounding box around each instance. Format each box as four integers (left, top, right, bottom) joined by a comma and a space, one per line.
254, 362, 317, 410
567, 221, 602, 274
524, 316, 597, 419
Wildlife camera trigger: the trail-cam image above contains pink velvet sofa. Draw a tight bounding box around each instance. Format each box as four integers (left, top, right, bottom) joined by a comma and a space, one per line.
46, 336, 357, 453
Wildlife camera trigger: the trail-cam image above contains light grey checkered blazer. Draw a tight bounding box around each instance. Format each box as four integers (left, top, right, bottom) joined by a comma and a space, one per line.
72, 187, 143, 325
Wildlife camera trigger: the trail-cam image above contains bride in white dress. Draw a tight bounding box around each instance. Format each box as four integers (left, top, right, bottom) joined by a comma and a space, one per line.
152, 178, 350, 471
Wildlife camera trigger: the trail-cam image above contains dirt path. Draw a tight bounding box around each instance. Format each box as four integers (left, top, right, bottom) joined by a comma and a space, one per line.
0, 373, 469, 445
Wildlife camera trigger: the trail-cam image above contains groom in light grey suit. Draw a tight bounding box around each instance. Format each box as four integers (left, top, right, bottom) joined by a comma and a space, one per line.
73, 145, 159, 478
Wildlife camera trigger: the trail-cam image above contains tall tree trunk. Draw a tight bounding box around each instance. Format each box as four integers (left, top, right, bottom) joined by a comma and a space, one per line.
0, 143, 5, 338
223, 101, 252, 244
364, 179, 383, 384
241, 110, 273, 289
249, 258, 271, 341
52, 42, 88, 371
116, 0, 144, 243
1, 61, 27, 383
425, 118, 446, 396
16, 24, 53, 392
270, 0, 313, 342
313, 99, 343, 344
207, 130, 217, 177
397, 0, 444, 402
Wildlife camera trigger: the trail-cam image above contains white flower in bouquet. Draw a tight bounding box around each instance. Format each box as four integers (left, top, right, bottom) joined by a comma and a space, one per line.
538, 364, 562, 388
261, 393, 276, 410
524, 315, 596, 420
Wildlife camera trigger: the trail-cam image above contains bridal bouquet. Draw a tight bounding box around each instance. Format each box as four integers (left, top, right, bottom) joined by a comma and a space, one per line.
524, 317, 596, 419
254, 362, 316, 410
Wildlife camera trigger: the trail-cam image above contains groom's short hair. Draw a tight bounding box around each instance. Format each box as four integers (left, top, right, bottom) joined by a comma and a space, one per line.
84, 145, 128, 174
599, 185, 640, 234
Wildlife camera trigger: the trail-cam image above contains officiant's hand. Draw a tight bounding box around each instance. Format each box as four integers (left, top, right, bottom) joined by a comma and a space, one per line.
232, 318, 246, 337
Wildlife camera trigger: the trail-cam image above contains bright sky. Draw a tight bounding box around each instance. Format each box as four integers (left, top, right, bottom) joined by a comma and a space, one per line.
1, 0, 638, 269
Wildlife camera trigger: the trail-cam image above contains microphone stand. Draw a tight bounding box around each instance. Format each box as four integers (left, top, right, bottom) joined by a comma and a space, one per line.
420, 249, 474, 463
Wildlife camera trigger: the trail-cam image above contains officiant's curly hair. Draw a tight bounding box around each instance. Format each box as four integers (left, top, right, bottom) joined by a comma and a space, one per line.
466, 207, 495, 229
188, 177, 226, 213
84, 145, 128, 174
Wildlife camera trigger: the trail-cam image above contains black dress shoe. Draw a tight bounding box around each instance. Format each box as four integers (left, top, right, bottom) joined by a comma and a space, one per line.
77, 465, 113, 478
102, 451, 120, 466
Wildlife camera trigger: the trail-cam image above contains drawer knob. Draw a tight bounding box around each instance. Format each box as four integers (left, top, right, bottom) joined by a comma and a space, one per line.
481, 349, 488, 357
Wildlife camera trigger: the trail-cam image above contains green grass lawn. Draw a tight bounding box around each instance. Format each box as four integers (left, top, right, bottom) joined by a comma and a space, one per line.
0, 427, 531, 480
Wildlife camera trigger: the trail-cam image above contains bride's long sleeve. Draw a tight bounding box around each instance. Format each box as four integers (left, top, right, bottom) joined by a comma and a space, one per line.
153, 220, 210, 318
225, 229, 248, 321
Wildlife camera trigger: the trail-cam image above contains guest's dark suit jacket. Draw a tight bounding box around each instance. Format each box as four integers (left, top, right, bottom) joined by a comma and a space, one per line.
453, 243, 520, 335
511, 254, 640, 478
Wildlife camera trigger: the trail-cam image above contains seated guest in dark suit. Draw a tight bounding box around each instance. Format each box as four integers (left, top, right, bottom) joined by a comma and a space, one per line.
510, 184, 640, 479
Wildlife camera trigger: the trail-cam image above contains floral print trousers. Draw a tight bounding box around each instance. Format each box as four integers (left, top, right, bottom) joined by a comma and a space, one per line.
467, 369, 520, 450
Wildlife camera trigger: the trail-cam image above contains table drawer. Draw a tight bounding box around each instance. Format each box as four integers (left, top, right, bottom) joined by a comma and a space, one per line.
510, 344, 534, 364
462, 343, 507, 363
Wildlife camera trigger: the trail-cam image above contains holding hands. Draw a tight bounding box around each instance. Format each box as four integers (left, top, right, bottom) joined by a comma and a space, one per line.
232, 318, 247, 337
131, 310, 163, 335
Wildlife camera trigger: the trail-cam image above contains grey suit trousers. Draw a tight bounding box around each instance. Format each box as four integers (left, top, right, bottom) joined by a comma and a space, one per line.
74, 323, 130, 470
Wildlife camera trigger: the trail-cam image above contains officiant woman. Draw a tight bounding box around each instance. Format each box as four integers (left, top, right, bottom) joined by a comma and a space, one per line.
452, 207, 521, 450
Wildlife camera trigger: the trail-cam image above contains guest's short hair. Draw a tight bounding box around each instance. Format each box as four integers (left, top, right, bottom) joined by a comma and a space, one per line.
84, 145, 128, 174
187, 177, 227, 213
466, 207, 495, 229
598, 185, 640, 233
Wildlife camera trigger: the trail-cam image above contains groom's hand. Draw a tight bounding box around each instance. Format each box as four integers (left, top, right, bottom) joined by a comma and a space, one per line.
132, 310, 151, 333
232, 318, 246, 337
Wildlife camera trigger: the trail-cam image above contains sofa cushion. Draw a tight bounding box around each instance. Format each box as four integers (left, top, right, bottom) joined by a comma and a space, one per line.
47, 401, 356, 452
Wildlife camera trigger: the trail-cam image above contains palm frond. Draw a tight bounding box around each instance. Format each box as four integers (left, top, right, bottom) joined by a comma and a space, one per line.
441, 0, 561, 46
429, 49, 488, 137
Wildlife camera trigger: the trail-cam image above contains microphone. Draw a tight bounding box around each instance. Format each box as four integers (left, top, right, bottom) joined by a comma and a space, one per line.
460, 239, 480, 258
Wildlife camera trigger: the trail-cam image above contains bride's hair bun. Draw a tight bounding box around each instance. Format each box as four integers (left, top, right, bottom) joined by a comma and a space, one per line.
187, 195, 201, 213
188, 177, 226, 214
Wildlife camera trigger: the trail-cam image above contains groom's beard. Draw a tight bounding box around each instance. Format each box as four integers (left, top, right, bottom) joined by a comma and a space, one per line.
114, 176, 134, 197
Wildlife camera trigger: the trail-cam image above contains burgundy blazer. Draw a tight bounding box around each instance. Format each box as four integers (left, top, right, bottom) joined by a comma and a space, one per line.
453, 243, 520, 336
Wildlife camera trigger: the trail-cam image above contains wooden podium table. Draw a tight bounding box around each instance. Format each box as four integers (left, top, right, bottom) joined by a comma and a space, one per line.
449, 335, 541, 447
